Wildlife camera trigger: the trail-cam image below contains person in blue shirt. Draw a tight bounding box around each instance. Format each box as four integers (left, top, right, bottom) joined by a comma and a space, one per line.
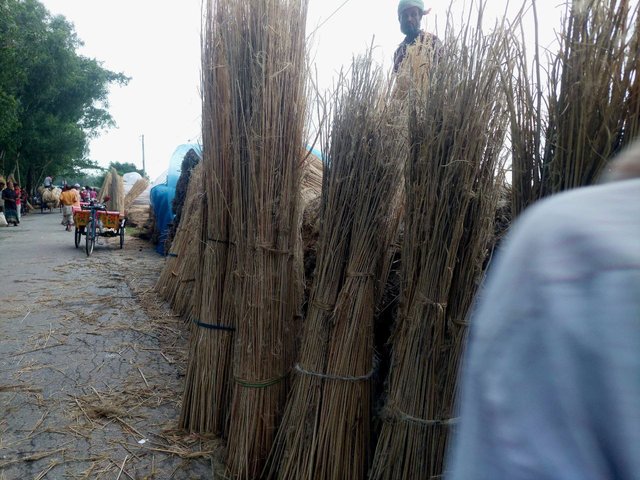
446, 141, 640, 479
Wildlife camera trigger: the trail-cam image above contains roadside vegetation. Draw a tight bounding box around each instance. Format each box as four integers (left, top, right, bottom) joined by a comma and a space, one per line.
0, 0, 129, 193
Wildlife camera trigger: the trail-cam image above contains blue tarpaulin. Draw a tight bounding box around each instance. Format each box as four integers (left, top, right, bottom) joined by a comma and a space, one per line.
149, 143, 202, 254
306, 145, 323, 161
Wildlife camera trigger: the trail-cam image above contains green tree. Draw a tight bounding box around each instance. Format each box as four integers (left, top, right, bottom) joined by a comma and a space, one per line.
0, 1, 23, 151
0, 0, 129, 193
108, 161, 146, 178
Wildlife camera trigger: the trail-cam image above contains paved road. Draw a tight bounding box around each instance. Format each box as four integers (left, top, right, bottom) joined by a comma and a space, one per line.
0, 211, 222, 479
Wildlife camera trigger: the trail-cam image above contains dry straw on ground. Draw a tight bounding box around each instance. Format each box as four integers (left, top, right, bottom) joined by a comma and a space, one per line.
369, 4, 510, 479
505, 0, 640, 216
266, 52, 406, 480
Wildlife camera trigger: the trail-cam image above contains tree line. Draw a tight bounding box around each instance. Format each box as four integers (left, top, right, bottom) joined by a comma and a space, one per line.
0, 0, 129, 193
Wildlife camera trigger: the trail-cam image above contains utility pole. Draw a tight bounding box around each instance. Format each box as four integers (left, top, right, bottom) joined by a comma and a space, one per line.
140, 134, 146, 176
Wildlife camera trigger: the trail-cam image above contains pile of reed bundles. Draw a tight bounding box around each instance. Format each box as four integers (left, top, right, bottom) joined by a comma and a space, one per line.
158, 148, 319, 330
180, 1, 308, 479
124, 177, 150, 212
369, 7, 510, 479
149, 1, 640, 479
155, 162, 204, 318
125, 189, 152, 229
166, 148, 201, 252
266, 52, 406, 479
223, 0, 308, 475
179, 0, 238, 437
506, 0, 640, 216
98, 167, 125, 213
98, 169, 112, 203
40, 186, 61, 208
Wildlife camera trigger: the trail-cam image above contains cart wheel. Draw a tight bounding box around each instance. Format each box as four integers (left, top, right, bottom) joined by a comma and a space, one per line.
74, 227, 81, 248
119, 226, 125, 249
85, 221, 95, 256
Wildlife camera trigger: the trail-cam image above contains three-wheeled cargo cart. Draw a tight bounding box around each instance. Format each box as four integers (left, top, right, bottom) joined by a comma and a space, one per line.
73, 203, 126, 256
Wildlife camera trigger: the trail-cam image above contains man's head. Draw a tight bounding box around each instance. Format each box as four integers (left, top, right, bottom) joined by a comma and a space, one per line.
398, 0, 425, 38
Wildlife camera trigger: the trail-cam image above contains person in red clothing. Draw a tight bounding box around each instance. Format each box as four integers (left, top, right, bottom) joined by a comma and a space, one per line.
14, 183, 22, 222
80, 186, 90, 202
20, 187, 28, 215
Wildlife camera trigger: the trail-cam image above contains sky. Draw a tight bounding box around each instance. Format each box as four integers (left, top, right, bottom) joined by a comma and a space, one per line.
39, 0, 564, 183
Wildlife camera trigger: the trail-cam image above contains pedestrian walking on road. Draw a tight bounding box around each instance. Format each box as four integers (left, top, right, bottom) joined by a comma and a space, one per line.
2, 181, 19, 226
59, 185, 80, 231
14, 183, 22, 222
0, 179, 5, 213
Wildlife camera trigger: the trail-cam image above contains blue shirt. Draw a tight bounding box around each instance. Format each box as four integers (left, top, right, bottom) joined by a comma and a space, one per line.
447, 179, 640, 480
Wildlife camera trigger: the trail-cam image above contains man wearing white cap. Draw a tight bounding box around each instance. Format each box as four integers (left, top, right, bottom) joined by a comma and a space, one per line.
393, 0, 441, 72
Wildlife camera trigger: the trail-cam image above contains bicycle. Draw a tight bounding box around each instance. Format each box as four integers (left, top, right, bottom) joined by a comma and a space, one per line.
82, 202, 106, 256
74, 200, 126, 256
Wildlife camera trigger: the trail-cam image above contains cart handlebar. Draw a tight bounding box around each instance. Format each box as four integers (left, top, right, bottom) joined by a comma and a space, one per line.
81, 202, 107, 211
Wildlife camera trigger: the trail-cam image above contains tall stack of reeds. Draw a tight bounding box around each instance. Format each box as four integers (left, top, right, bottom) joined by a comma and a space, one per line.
505, 0, 640, 215
180, 6, 308, 476
298, 150, 324, 313
369, 8, 510, 479
221, 0, 308, 477
155, 162, 204, 318
98, 170, 112, 203
499, 2, 544, 218
167, 148, 201, 252
98, 167, 124, 212
109, 169, 125, 213
179, 0, 238, 437
266, 53, 405, 480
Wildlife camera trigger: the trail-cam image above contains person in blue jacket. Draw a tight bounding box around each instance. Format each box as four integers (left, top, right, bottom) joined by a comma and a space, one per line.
446, 140, 640, 480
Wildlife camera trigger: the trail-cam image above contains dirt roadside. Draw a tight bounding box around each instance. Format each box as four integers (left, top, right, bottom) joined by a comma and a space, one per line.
0, 211, 224, 479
